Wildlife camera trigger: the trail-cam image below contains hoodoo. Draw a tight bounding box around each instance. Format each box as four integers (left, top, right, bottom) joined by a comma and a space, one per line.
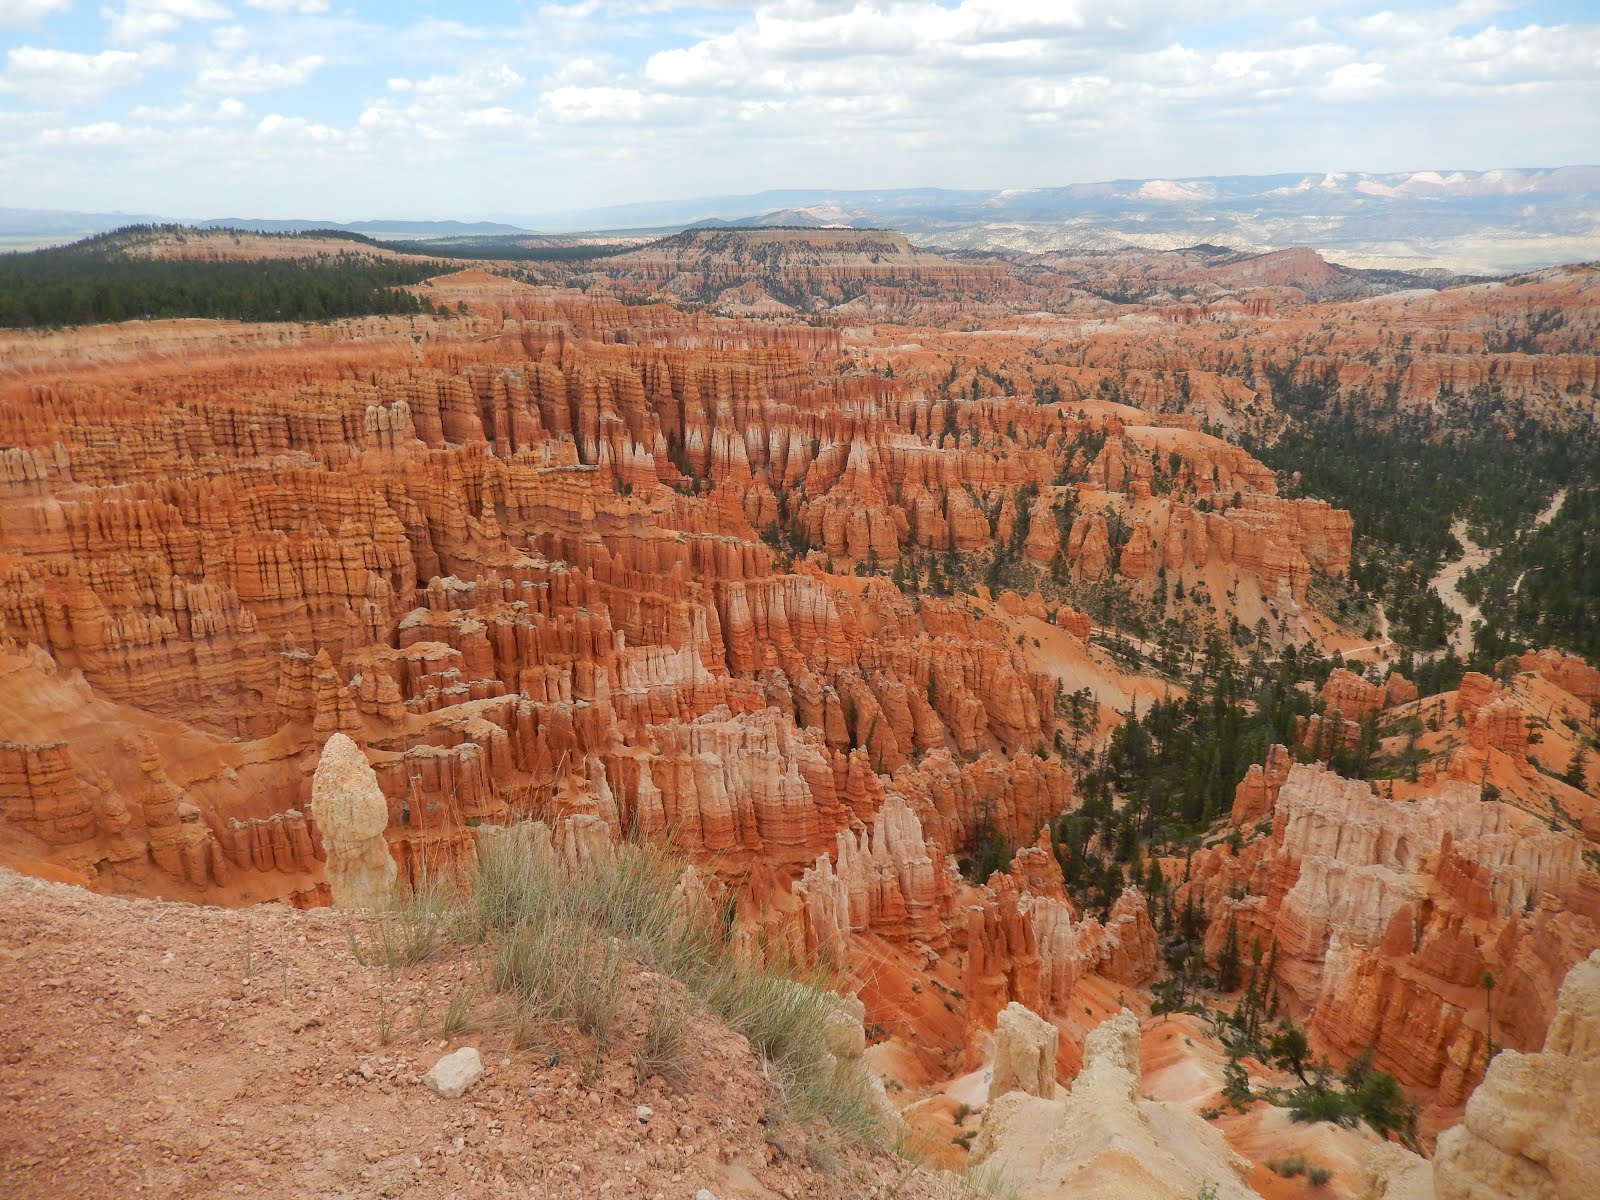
310, 733, 396, 911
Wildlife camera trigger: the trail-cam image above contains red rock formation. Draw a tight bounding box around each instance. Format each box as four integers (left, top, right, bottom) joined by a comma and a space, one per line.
1318, 668, 1385, 721
1518, 650, 1600, 707
963, 872, 1157, 1057
1184, 761, 1600, 1115
1052, 605, 1091, 639
1467, 697, 1531, 771
1230, 743, 1292, 827
0, 247, 1446, 1082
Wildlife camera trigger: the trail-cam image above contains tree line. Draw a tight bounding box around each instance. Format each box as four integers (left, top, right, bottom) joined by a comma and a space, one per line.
0, 226, 455, 327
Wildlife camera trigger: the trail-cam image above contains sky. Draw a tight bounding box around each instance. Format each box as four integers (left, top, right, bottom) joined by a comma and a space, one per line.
0, 0, 1596, 222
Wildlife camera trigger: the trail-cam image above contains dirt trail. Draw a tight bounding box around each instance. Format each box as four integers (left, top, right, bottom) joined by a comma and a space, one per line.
1429, 489, 1566, 659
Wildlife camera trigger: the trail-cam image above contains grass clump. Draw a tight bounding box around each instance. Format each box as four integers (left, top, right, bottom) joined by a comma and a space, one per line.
492, 916, 626, 1046
636, 994, 691, 1085
346, 873, 467, 971
940, 1161, 1021, 1200
440, 982, 479, 1037
455, 833, 878, 1143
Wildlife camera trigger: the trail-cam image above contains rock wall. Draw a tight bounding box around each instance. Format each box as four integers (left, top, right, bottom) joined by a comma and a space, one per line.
1434, 950, 1600, 1200
1184, 762, 1600, 1110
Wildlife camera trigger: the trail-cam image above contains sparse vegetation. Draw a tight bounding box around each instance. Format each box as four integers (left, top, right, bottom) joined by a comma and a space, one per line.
1267, 1154, 1308, 1178
1278, 1046, 1418, 1149
636, 993, 692, 1085
362, 835, 880, 1145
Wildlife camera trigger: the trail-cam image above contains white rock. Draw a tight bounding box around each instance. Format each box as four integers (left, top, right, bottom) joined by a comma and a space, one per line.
421, 1047, 484, 1099
988, 1001, 1058, 1101
636, 1105, 653, 1123
695, 1191, 718, 1200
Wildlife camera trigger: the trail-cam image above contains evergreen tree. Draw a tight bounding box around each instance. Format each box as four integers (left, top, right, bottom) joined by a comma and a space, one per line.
1216, 916, 1242, 993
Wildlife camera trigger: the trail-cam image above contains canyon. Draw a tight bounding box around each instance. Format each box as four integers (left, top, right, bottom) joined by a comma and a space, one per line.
1, 226, 1597, 1200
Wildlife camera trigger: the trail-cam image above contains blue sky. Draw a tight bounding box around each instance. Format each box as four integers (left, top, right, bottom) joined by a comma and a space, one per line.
1, 0, 1596, 221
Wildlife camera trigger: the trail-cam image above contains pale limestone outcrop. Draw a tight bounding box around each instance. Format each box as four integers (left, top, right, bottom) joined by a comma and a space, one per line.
970, 1009, 1255, 1200
793, 793, 951, 959
1358, 1143, 1436, 1200
310, 733, 395, 910
988, 1001, 1058, 1101
1434, 950, 1600, 1200
822, 992, 909, 1138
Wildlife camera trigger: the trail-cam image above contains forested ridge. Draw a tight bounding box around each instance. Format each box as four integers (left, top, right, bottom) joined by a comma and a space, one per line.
1463, 487, 1600, 661
0, 226, 454, 327
1253, 365, 1600, 656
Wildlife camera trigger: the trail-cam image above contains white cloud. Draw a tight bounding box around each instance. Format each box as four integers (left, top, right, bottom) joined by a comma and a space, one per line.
243, 0, 326, 11
39, 119, 125, 142
363, 64, 536, 141
542, 55, 618, 87
0, 42, 168, 100
0, 0, 70, 29
1018, 76, 1112, 114
256, 111, 343, 141
388, 63, 524, 102
1323, 60, 1387, 98
1428, 23, 1600, 85
130, 94, 248, 119
541, 84, 652, 124
194, 53, 325, 93
102, 0, 229, 45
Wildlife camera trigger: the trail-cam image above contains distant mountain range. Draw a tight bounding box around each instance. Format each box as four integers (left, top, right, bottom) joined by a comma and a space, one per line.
6, 166, 1599, 272
510, 167, 1600, 272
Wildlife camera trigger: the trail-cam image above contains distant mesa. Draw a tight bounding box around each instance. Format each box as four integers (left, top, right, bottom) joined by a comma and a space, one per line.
7, 163, 1599, 269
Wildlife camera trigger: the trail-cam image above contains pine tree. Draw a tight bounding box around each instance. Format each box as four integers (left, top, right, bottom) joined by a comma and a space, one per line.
1565, 745, 1587, 789
1269, 1019, 1311, 1083
1217, 915, 1242, 992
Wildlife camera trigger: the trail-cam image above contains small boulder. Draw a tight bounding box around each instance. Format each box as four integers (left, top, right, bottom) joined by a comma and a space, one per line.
422, 1047, 484, 1099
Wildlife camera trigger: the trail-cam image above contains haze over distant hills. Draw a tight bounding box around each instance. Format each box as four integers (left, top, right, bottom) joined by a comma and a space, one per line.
516, 166, 1600, 273
5, 165, 1598, 273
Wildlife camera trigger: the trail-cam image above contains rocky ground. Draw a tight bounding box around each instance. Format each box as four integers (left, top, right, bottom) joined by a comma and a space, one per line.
0, 870, 951, 1200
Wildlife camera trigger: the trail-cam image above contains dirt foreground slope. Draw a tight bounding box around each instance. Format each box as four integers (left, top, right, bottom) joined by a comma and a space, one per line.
0, 869, 946, 1200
